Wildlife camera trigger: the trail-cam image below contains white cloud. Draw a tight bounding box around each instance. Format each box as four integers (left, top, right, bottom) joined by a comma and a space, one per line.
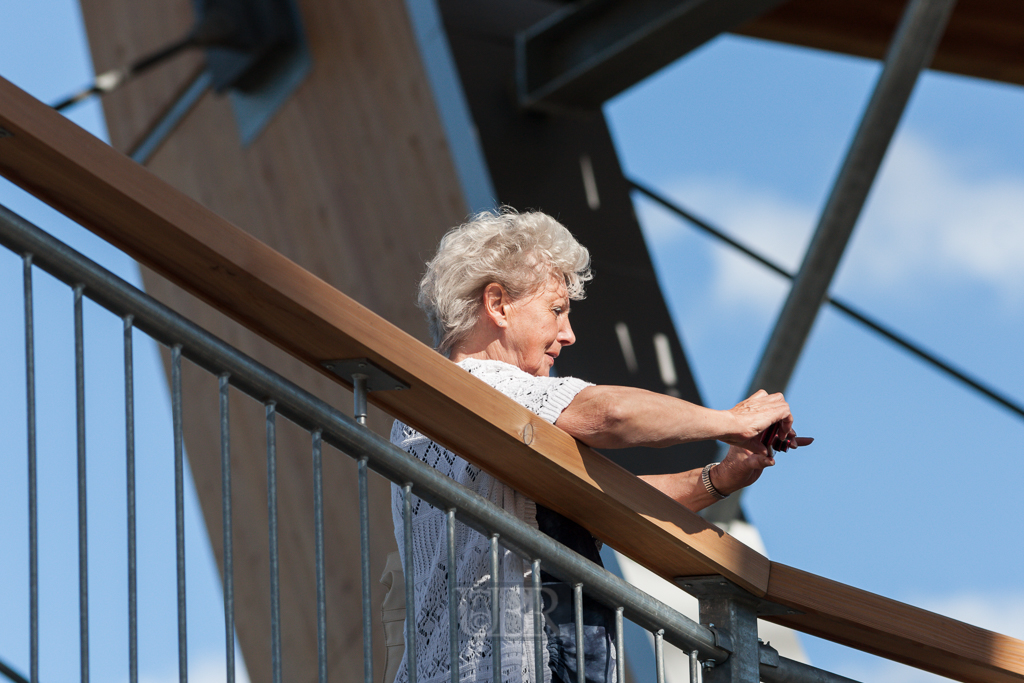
846, 134, 1024, 303
636, 132, 1024, 316
636, 176, 814, 319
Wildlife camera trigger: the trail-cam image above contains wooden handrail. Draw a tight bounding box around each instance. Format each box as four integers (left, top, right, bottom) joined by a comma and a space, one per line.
765, 564, 1024, 682
1, 75, 1022, 682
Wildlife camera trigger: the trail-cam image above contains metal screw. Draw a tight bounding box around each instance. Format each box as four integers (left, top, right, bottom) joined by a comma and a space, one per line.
703, 659, 716, 670
0, 127, 11, 138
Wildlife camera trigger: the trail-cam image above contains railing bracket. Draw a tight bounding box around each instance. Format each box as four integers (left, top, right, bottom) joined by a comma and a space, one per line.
706, 624, 733, 653
322, 358, 409, 392
323, 357, 408, 425
676, 575, 803, 616
758, 640, 780, 668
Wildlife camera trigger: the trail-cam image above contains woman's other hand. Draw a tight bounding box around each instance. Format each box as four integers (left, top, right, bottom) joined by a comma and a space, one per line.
639, 442, 779, 511
711, 444, 776, 495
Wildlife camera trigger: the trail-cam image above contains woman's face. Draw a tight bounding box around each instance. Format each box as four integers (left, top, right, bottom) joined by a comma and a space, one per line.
504, 275, 576, 377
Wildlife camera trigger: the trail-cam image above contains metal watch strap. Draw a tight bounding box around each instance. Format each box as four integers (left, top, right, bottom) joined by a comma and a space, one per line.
702, 462, 727, 500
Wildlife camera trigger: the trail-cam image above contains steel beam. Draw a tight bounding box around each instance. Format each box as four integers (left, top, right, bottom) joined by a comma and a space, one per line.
748, 0, 958, 398
516, 0, 789, 111
709, 0, 957, 523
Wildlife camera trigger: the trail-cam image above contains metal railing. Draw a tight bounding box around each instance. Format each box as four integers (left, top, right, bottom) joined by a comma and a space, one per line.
0, 201, 859, 683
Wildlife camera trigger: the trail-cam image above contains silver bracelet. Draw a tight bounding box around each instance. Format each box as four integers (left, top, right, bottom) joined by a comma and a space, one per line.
701, 462, 727, 500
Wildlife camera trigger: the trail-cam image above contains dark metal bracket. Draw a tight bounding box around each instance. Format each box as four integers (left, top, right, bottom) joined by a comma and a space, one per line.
676, 575, 802, 617
322, 358, 409, 392
322, 358, 408, 426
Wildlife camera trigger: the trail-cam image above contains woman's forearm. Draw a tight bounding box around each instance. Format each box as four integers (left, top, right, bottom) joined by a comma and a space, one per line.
639, 470, 719, 512
556, 385, 789, 450
555, 385, 733, 448
640, 445, 773, 512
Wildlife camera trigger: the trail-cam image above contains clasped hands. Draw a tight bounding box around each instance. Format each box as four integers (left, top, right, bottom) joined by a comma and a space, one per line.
713, 390, 813, 495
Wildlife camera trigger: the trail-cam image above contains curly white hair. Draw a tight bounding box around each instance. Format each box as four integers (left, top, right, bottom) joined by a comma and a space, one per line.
418, 208, 592, 356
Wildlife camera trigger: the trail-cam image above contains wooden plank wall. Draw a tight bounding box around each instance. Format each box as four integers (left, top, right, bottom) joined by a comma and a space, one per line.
738, 0, 1024, 88
73, 1, 468, 682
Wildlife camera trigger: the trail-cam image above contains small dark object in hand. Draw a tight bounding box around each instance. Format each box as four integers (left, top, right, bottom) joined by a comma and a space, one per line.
760, 421, 814, 453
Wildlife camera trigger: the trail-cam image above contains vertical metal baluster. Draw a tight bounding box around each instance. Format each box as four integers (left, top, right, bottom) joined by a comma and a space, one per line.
654, 630, 665, 683
352, 372, 373, 683
447, 509, 458, 683
490, 534, 501, 683
24, 255, 38, 683
402, 484, 417, 683
532, 560, 543, 683
124, 316, 138, 683
689, 650, 699, 683
74, 284, 89, 683
574, 584, 584, 683
266, 402, 282, 683
220, 374, 235, 683
615, 608, 624, 683
359, 456, 373, 683
172, 345, 187, 683
312, 430, 327, 683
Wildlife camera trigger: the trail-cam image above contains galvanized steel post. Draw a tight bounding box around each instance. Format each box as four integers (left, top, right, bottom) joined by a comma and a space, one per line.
682, 576, 760, 683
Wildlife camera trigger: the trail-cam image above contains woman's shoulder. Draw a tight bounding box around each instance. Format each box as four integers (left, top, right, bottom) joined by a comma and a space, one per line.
456, 357, 558, 393
456, 357, 523, 377
456, 358, 592, 422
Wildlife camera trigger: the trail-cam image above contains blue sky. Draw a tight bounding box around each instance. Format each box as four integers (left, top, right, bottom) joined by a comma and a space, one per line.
0, 3, 242, 683
1, 2, 1023, 683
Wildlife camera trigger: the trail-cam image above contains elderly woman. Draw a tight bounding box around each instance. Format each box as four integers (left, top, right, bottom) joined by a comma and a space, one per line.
391, 209, 802, 683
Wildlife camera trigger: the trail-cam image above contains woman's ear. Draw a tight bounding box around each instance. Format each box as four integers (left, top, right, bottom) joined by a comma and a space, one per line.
482, 282, 509, 328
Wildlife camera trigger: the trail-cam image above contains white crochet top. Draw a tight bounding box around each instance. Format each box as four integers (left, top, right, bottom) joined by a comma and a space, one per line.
391, 358, 592, 683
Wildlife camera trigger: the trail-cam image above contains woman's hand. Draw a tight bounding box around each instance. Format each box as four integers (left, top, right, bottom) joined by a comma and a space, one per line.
619, 389, 808, 510
639, 443, 781, 511
711, 444, 776, 495
722, 390, 794, 454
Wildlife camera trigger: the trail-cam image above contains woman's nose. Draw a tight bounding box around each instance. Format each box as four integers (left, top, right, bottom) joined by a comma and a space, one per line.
559, 317, 576, 346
